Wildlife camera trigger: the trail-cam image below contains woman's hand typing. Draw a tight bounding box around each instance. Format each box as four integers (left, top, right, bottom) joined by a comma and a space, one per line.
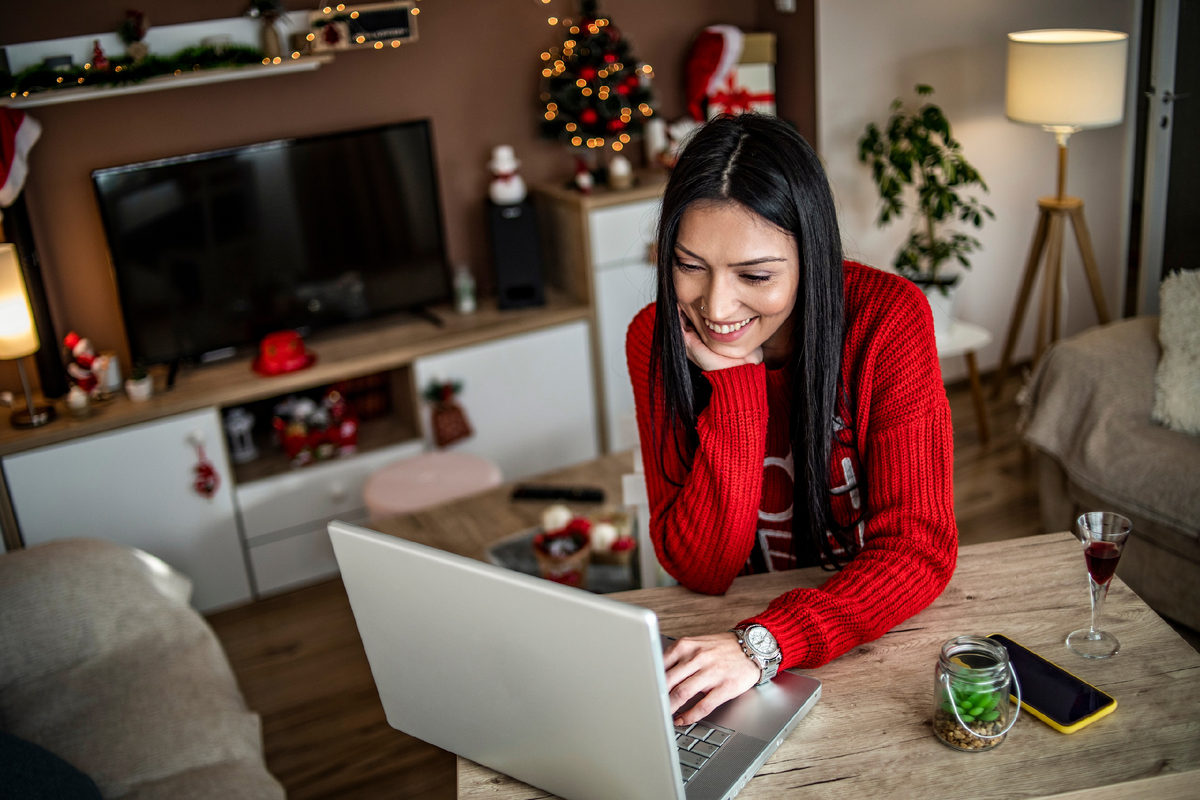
663, 632, 761, 726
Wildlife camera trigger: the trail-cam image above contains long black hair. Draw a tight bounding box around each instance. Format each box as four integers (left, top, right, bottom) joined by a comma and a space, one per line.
649, 114, 861, 569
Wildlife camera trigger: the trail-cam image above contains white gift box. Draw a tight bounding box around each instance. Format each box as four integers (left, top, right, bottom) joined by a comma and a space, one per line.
707, 32, 776, 118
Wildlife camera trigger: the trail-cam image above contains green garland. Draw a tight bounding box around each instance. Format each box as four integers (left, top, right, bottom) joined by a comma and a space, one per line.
1, 44, 268, 99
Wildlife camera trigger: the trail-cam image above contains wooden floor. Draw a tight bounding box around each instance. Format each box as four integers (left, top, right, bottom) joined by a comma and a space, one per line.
205, 376, 1055, 800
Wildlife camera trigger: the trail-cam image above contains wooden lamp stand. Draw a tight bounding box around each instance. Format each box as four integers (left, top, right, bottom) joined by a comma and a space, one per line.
992, 131, 1111, 397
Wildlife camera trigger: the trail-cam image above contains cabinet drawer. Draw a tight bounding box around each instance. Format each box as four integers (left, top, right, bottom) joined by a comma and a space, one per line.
237, 439, 424, 542
249, 525, 343, 596
589, 199, 660, 271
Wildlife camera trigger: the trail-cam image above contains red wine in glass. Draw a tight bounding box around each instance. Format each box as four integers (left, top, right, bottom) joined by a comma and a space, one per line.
1068, 512, 1132, 659
1085, 541, 1121, 585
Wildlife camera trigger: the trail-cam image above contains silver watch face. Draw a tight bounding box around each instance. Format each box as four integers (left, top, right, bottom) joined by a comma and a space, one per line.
747, 625, 779, 657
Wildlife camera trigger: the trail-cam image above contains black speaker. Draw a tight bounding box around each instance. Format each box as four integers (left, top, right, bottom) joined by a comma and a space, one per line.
488, 200, 545, 310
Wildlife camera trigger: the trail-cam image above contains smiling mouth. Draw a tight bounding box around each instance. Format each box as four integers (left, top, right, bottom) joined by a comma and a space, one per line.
703, 316, 755, 335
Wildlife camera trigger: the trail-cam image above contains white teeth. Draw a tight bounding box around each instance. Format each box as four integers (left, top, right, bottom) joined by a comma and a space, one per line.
704, 317, 752, 335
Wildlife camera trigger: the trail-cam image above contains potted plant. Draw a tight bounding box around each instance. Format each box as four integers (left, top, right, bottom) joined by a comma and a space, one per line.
858, 85, 993, 333
125, 360, 152, 402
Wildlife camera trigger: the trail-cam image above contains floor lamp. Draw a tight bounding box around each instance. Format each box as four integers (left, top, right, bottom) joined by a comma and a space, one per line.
0, 243, 55, 428
992, 29, 1129, 397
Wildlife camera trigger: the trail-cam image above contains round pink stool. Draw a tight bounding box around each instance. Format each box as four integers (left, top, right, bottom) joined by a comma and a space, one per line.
363, 451, 503, 520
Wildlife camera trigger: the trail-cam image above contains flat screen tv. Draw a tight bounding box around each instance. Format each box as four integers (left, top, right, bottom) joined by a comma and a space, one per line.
93, 119, 449, 365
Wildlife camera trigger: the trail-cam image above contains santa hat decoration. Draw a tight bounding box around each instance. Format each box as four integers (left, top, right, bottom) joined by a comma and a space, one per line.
0, 109, 42, 217
684, 26, 745, 122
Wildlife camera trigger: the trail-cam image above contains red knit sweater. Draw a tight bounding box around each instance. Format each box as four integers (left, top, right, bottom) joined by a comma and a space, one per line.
626, 261, 957, 670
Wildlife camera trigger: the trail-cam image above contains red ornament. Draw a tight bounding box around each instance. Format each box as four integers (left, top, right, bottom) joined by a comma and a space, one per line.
624, 74, 640, 88
192, 444, 220, 499
604, 53, 617, 63
579, 65, 597, 81
253, 330, 316, 376
617, 84, 630, 96
607, 118, 626, 132
579, 107, 599, 125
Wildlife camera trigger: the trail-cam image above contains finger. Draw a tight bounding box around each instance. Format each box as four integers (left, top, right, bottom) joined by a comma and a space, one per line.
664, 641, 706, 690
669, 671, 717, 716
677, 682, 740, 726
661, 638, 688, 670
665, 655, 704, 694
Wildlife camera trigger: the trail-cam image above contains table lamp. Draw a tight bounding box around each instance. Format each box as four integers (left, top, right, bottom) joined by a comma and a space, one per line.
992, 29, 1128, 396
0, 243, 55, 428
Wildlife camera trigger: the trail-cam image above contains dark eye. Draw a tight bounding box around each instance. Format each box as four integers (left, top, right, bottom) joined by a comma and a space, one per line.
673, 259, 703, 273
741, 273, 771, 284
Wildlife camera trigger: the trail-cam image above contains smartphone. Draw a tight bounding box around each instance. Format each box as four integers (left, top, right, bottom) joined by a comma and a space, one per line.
988, 634, 1117, 734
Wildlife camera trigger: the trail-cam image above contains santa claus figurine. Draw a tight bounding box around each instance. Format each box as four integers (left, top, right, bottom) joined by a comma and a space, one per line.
63, 331, 100, 395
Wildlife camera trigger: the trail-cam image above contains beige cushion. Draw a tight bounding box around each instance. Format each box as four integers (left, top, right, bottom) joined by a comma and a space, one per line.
1152, 269, 1200, 435
0, 539, 283, 800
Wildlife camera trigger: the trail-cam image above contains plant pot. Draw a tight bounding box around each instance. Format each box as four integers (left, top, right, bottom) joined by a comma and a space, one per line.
913, 275, 962, 336
125, 376, 153, 402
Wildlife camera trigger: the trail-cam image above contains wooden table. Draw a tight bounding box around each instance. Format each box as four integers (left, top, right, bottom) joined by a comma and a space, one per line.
456, 532, 1200, 799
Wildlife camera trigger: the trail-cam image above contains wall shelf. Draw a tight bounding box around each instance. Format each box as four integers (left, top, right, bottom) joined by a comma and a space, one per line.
1, 55, 333, 109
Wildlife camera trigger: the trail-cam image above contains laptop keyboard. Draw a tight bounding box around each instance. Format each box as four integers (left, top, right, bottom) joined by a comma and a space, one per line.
673, 721, 734, 782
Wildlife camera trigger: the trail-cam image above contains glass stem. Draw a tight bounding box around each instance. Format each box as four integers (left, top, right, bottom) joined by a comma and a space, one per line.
1088, 575, 1109, 639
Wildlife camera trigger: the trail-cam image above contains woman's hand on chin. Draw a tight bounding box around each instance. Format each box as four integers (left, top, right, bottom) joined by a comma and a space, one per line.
679, 307, 764, 372
663, 632, 761, 726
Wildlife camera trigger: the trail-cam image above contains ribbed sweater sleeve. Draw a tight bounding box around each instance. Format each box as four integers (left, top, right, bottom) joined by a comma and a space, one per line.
626, 306, 770, 594
743, 405, 957, 669
743, 270, 957, 669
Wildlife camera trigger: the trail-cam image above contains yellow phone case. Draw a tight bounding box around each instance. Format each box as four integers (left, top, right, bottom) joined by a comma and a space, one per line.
990, 634, 1117, 734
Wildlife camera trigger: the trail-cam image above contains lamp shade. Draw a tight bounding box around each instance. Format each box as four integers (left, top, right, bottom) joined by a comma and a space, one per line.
1006, 29, 1128, 129
0, 243, 40, 359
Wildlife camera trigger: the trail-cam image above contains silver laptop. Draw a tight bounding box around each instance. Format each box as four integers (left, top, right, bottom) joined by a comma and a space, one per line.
328, 521, 821, 800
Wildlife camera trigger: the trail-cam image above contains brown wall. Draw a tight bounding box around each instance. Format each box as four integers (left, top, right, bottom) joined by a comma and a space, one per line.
2, 0, 814, 394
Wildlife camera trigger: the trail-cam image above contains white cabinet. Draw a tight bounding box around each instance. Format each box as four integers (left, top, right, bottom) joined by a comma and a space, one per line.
590, 199, 660, 452
594, 261, 656, 451
237, 438, 424, 596
2, 408, 251, 612
414, 320, 599, 481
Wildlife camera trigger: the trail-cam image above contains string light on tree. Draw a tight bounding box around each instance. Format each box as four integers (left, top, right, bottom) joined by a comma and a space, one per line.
538, 0, 656, 149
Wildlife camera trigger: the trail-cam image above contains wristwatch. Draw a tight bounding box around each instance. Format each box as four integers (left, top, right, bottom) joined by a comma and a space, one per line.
730, 624, 782, 686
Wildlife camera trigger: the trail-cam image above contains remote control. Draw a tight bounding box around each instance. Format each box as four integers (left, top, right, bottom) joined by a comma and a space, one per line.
511, 484, 605, 503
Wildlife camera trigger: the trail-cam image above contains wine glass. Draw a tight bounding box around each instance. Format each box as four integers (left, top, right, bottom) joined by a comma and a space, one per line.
1066, 512, 1133, 659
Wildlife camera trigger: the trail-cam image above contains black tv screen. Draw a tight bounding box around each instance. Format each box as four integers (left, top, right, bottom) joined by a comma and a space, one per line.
93, 120, 449, 364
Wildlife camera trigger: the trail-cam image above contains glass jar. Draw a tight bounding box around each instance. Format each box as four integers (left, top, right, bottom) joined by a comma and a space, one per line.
933, 635, 1021, 751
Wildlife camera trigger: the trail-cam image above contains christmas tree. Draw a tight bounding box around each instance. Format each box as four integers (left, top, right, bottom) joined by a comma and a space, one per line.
538, 0, 656, 154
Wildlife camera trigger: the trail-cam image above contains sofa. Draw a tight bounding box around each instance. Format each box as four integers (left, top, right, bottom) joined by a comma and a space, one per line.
0, 539, 285, 799
1023, 316, 1200, 631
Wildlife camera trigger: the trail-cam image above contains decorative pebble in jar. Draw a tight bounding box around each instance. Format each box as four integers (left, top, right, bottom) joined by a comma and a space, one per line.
934, 635, 1022, 751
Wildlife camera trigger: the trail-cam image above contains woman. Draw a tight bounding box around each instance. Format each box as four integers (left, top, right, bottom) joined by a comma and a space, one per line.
626, 114, 957, 727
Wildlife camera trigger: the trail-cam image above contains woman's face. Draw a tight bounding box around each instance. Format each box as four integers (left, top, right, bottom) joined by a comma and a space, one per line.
673, 200, 800, 364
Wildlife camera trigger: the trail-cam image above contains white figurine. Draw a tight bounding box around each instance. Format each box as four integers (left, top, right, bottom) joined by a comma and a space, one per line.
488, 145, 527, 205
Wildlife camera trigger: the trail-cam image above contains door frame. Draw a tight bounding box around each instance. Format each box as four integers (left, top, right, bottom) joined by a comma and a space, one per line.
1137, 0, 1180, 315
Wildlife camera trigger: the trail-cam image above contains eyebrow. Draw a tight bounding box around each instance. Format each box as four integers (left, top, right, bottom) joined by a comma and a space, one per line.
675, 243, 788, 268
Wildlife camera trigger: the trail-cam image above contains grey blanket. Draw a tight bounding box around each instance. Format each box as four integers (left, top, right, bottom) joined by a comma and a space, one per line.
1023, 317, 1200, 537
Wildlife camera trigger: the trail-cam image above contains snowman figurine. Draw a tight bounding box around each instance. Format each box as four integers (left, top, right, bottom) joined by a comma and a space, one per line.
487, 145, 527, 205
